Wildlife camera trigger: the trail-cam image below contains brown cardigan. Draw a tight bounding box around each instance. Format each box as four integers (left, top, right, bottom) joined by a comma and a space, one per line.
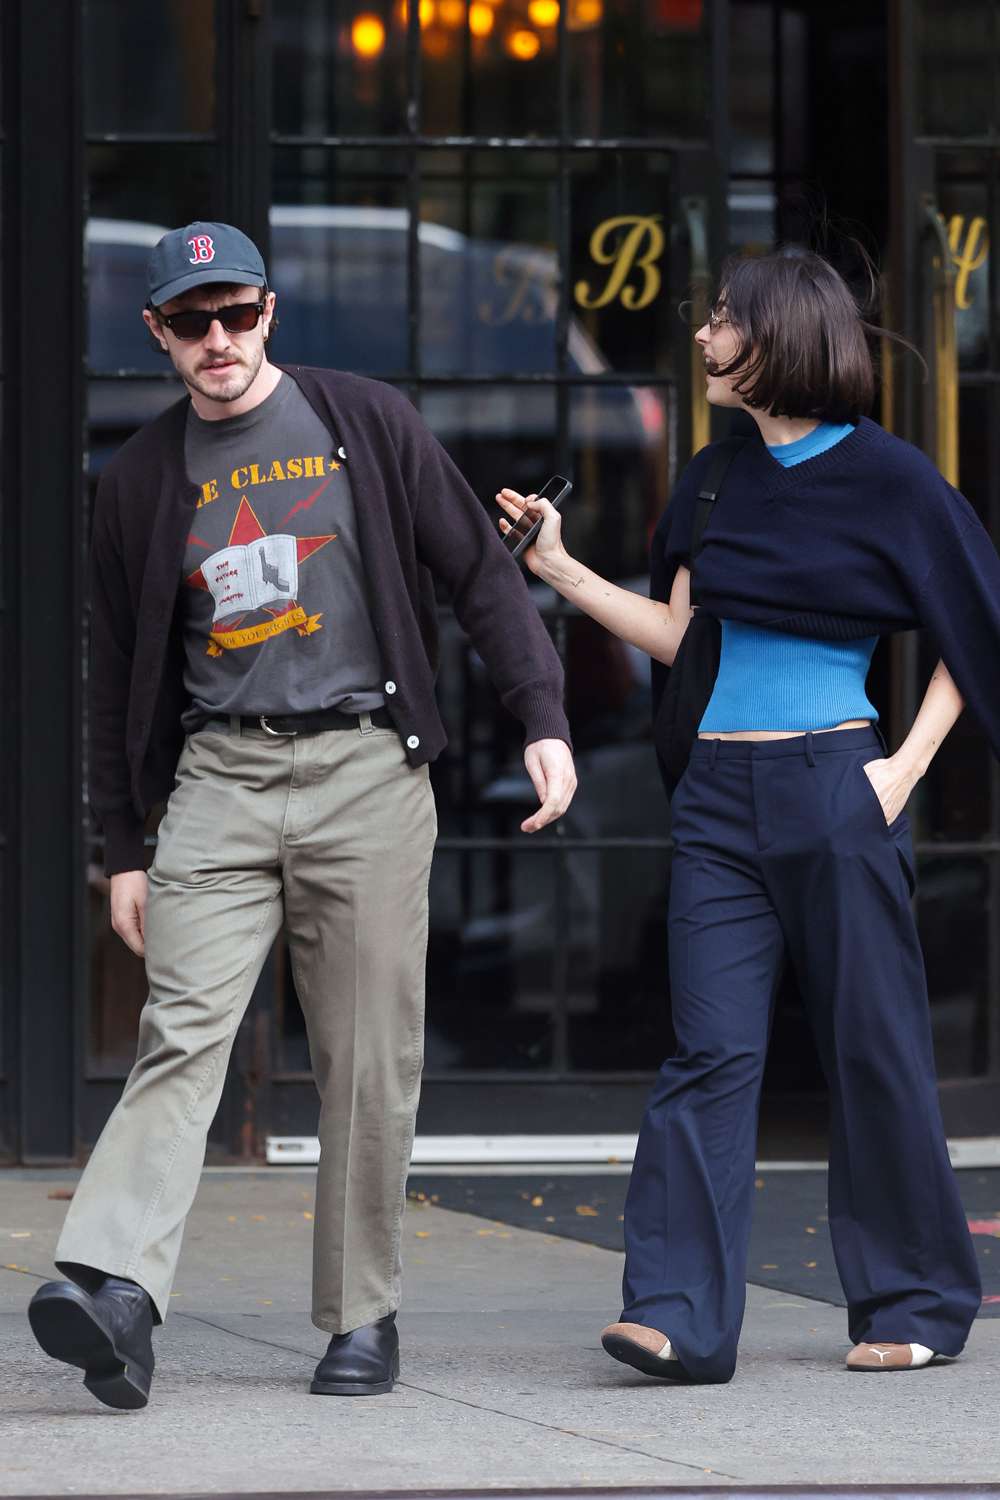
90, 364, 571, 874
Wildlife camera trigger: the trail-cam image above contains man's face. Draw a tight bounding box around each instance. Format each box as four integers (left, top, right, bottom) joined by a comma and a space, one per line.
142, 283, 276, 405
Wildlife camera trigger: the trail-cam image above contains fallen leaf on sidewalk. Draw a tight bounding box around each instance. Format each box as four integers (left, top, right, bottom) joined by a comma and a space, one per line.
531, 1195, 544, 1207
10, 1233, 31, 1239
575, 1205, 599, 1217
415, 1230, 430, 1238
47, 1189, 74, 1201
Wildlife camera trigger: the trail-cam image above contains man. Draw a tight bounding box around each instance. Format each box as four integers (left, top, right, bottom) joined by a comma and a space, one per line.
28, 222, 576, 1409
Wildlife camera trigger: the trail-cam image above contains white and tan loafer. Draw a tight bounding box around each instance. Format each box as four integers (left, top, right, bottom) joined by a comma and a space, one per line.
601, 1321, 686, 1380
846, 1341, 937, 1371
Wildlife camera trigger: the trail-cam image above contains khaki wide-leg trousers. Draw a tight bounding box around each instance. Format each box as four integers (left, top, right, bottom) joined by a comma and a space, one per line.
56, 721, 437, 1333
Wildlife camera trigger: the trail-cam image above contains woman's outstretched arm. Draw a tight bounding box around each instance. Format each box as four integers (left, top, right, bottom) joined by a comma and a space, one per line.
497, 488, 693, 666
863, 658, 965, 823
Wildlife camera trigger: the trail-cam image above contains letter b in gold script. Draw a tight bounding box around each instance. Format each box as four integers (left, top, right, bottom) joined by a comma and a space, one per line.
575, 216, 665, 312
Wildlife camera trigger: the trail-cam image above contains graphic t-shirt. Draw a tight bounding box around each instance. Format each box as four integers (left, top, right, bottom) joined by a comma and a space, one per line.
180, 374, 385, 729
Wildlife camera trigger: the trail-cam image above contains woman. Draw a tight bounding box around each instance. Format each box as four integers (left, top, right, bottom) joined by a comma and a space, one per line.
497, 249, 999, 1384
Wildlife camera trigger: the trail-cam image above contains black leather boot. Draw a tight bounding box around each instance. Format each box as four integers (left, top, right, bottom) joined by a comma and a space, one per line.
310, 1311, 399, 1396
28, 1275, 155, 1410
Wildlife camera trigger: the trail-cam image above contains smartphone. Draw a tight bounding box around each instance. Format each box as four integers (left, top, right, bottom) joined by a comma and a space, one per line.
503, 475, 573, 558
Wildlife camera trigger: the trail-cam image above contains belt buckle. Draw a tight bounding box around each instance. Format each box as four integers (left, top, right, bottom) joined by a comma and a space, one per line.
259, 715, 297, 737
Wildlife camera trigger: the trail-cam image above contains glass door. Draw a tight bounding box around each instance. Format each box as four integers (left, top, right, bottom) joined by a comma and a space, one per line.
263, 0, 727, 1141
77, 0, 727, 1157
888, 0, 1000, 1133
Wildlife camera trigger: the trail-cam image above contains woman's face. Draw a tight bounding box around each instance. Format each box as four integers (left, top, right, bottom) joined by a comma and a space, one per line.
694, 302, 748, 409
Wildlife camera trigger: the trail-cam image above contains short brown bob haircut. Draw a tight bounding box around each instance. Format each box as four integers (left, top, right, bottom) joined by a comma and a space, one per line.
710, 248, 879, 423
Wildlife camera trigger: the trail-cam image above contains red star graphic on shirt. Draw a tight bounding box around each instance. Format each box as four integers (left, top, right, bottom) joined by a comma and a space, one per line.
186, 495, 335, 599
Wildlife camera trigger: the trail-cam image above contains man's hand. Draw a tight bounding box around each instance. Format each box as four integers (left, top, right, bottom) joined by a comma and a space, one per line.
522, 739, 577, 833
110, 870, 148, 957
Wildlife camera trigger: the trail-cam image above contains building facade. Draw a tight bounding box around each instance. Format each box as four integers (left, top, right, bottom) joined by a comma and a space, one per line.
1, 0, 997, 1162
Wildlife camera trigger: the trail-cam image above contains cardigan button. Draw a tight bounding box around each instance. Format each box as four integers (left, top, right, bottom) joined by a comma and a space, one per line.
406, 735, 420, 750
385, 680, 397, 694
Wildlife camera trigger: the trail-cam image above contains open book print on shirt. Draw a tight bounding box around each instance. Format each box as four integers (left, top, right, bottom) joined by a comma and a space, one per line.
203, 535, 299, 622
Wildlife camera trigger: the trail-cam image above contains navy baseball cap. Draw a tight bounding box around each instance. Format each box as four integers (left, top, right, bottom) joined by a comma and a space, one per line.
147, 221, 267, 307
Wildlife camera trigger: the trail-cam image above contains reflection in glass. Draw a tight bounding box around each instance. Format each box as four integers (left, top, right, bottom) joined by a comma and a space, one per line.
420, 151, 559, 376
279, 850, 559, 1074
421, 382, 559, 510
273, 0, 408, 137
565, 384, 670, 580
568, 0, 707, 139
87, 144, 218, 246
566, 850, 672, 1070
271, 150, 410, 373
564, 605, 653, 755
422, 0, 560, 137
88, 380, 184, 484
87, 850, 146, 1074
729, 3, 774, 175
919, 857, 990, 1079
917, 385, 994, 844
917, 0, 996, 139
426, 852, 556, 1070
728, 179, 776, 254
87, 215, 177, 376
86, 151, 209, 473
86, 144, 217, 374
84, 0, 215, 136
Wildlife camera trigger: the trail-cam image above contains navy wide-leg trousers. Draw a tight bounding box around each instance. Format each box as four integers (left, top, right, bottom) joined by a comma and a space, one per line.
622, 727, 981, 1384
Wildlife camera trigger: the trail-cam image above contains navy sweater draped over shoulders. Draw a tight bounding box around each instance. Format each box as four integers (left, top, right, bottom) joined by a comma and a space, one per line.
652, 416, 1000, 757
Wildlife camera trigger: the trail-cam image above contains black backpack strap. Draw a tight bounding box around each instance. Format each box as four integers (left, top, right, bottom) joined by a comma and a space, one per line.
689, 437, 745, 601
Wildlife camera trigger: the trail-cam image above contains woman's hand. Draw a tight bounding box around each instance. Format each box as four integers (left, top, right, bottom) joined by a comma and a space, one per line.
495, 488, 567, 578
862, 754, 919, 826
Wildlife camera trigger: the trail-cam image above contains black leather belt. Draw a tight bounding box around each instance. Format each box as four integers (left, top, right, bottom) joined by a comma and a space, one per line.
201, 706, 394, 737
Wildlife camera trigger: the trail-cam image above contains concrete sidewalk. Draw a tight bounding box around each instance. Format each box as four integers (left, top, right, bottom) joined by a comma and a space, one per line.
1, 1169, 998, 1495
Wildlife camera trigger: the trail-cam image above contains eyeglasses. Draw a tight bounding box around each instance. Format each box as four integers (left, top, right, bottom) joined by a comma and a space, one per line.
676, 299, 732, 330
154, 300, 267, 341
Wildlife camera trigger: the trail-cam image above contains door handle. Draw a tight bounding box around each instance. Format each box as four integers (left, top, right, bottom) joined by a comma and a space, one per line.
681, 196, 711, 455
921, 194, 959, 487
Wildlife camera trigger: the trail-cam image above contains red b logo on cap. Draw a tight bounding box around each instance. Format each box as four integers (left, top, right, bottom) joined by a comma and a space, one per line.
188, 234, 216, 264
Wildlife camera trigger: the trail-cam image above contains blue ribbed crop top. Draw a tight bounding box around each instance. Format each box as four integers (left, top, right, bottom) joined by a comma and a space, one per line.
698, 422, 879, 733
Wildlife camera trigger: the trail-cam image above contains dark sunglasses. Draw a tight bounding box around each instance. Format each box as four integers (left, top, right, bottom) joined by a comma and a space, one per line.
153, 299, 267, 341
